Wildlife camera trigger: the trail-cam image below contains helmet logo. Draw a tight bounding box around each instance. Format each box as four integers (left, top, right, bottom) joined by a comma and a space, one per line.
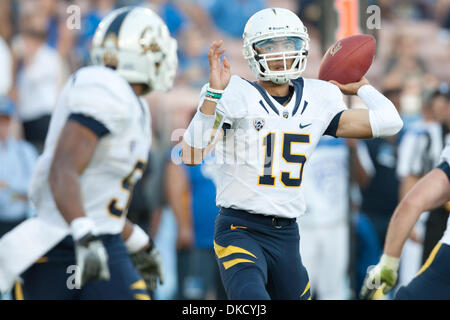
330, 41, 342, 56
139, 27, 161, 54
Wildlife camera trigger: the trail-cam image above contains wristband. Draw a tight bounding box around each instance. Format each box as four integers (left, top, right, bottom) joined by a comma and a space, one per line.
206, 86, 224, 94
205, 91, 222, 100
204, 96, 220, 103
125, 224, 150, 253
70, 217, 96, 242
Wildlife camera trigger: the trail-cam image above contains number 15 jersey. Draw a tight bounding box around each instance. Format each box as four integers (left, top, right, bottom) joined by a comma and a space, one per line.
207, 75, 347, 219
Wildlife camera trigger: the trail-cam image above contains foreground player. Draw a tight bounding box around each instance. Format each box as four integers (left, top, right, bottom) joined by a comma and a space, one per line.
0, 7, 177, 299
361, 143, 450, 300
181, 8, 403, 300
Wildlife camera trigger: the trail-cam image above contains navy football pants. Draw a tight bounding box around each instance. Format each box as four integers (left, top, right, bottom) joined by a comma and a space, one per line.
395, 242, 450, 300
14, 234, 150, 300
214, 208, 310, 300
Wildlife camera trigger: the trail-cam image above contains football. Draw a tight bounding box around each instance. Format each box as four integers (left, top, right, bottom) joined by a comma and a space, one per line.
318, 34, 376, 84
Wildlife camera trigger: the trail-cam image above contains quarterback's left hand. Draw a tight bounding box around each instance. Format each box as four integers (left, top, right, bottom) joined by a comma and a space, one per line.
131, 241, 164, 292
360, 254, 400, 300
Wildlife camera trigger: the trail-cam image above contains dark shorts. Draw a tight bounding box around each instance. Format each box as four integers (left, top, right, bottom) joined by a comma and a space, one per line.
14, 234, 149, 300
395, 242, 450, 300
214, 207, 310, 300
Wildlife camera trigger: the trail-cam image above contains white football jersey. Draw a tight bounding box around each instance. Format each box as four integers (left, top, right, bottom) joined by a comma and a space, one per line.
29, 66, 151, 235
206, 75, 347, 219
439, 143, 450, 245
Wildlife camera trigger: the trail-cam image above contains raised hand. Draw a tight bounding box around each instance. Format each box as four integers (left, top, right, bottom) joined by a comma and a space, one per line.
208, 40, 231, 91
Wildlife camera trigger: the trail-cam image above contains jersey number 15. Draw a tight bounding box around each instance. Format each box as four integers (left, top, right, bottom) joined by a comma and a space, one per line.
258, 132, 310, 188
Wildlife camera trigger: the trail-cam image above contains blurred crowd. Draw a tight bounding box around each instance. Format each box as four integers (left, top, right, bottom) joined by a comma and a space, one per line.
0, 0, 449, 300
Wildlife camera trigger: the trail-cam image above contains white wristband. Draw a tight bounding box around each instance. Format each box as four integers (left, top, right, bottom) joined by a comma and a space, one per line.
125, 224, 150, 253
70, 217, 96, 241
183, 110, 217, 149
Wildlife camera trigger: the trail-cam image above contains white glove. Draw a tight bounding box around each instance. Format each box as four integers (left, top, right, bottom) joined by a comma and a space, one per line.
360, 254, 400, 300
71, 217, 110, 288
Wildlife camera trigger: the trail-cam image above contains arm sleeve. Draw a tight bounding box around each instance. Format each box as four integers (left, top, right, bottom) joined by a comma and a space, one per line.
68, 113, 110, 138
357, 85, 403, 138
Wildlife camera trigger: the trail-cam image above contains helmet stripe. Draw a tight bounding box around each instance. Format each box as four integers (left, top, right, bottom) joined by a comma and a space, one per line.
103, 7, 133, 47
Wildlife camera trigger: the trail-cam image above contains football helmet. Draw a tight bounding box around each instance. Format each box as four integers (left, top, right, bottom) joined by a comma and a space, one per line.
91, 6, 178, 94
243, 8, 310, 84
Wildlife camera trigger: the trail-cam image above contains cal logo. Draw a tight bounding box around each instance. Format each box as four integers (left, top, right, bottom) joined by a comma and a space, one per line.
253, 118, 265, 131
330, 41, 342, 56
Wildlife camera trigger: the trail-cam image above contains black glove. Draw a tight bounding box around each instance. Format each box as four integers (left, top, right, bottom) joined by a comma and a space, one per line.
131, 240, 164, 292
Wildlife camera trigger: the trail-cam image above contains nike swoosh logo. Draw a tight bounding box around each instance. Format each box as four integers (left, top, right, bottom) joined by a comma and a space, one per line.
230, 224, 247, 231
299, 123, 312, 129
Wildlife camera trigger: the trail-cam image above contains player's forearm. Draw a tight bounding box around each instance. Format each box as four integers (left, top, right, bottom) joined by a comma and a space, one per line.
357, 85, 403, 138
199, 99, 218, 115
384, 168, 450, 257
383, 199, 423, 257
49, 165, 86, 225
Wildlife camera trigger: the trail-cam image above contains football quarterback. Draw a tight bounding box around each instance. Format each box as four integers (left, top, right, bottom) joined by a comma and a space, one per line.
182, 8, 403, 299
0, 6, 177, 299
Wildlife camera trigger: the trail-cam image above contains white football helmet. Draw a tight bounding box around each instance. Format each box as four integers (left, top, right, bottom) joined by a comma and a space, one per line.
243, 8, 310, 84
91, 6, 178, 94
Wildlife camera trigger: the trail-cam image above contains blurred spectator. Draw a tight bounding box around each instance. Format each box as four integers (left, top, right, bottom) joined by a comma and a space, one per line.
0, 97, 37, 238
0, 35, 12, 95
298, 137, 351, 300
200, 0, 267, 38
413, 84, 450, 265
75, 0, 117, 67
38, 0, 76, 63
14, 11, 65, 153
352, 210, 382, 298
166, 145, 226, 300
177, 26, 210, 88
140, 0, 190, 37
0, 1, 13, 42
353, 89, 405, 248
382, 33, 427, 90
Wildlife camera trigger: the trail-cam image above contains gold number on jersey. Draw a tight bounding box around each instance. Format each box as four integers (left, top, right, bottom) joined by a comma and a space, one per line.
258, 132, 310, 188
108, 160, 146, 218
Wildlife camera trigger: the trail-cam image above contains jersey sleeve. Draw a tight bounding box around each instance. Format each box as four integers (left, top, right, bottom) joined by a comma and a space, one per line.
437, 144, 450, 181
66, 72, 131, 135
323, 84, 348, 138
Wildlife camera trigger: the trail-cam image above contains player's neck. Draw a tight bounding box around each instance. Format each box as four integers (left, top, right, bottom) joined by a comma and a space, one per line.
257, 80, 290, 97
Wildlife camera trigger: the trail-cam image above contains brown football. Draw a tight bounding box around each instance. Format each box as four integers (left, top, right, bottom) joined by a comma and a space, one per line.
318, 34, 376, 84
